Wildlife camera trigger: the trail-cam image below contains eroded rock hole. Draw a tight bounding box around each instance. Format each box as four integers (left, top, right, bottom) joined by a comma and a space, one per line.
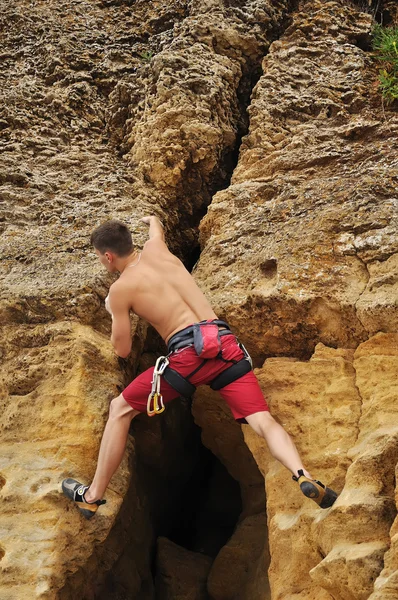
260, 258, 278, 280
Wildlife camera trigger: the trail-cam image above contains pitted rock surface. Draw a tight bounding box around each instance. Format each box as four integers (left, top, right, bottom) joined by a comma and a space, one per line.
195, 0, 398, 364
0, 0, 291, 598
0, 0, 290, 325
1, 0, 398, 599
243, 333, 398, 600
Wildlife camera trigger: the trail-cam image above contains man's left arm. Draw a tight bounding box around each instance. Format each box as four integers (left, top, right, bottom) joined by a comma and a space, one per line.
107, 288, 132, 358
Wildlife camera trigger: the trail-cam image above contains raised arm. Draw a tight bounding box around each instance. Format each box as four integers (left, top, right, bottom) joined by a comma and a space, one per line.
140, 216, 165, 241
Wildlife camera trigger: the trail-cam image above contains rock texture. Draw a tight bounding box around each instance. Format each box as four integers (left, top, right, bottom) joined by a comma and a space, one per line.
195, 0, 398, 365
195, 1, 398, 600
243, 334, 398, 600
193, 0, 398, 598
0, 323, 134, 599
0, 0, 291, 598
0, 0, 290, 325
1, 0, 398, 598
192, 388, 268, 599
155, 537, 212, 600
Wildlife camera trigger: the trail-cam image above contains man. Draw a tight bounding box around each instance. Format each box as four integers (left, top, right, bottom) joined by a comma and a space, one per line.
62, 216, 337, 519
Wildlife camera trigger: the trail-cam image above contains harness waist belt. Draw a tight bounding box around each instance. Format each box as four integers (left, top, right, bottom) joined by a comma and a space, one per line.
167, 319, 231, 353
162, 319, 253, 400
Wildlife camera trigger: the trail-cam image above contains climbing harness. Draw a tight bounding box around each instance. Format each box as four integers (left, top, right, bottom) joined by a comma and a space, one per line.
146, 320, 253, 416
147, 355, 169, 417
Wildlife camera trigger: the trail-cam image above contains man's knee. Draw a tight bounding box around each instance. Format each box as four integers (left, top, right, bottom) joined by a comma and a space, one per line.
245, 410, 276, 436
109, 394, 139, 421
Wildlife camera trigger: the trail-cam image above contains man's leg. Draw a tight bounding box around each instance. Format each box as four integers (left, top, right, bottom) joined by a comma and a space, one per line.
245, 411, 311, 478
245, 410, 338, 507
84, 394, 139, 503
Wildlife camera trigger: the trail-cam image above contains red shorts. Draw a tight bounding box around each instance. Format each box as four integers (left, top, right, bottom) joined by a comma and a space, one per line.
122, 333, 269, 422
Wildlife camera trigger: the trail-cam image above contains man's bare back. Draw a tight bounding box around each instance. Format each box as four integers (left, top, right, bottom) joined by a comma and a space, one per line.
105, 217, 217, 350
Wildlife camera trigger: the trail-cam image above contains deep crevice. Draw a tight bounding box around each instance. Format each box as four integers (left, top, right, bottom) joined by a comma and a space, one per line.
352, 0, 396, 26
96, 1, 300, 597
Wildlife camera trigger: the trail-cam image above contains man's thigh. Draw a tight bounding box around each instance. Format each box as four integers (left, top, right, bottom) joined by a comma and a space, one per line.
218, 371, 270, 423
122, 366, 180, 414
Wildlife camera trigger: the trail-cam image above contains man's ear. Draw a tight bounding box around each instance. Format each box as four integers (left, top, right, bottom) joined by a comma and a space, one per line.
105, 251, 113, 263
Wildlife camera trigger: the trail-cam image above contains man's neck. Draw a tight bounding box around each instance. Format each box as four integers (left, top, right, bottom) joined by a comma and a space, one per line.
117, 250, 141, 273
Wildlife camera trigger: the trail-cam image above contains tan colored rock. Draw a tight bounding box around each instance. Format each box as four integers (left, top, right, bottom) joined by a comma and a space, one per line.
311, 333, 398, 600
242, 334, 398, 600
368, 464, 398, 600
0, 0, 291, 597
243, 343, 361, 600
0, 323, 134, 600
155, 537, 212, 600
207, 513, 270, 600
192, 388, 269, 598
2, 1, 398, 600
0, 0, 290, 321
192, 387, 265, 517
195, 0, 398, 364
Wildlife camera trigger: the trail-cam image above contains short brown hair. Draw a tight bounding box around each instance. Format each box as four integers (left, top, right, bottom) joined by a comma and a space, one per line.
90, 220, 133, 257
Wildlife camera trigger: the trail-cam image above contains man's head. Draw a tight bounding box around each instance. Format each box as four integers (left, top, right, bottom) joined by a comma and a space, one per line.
90, 220, 133, 272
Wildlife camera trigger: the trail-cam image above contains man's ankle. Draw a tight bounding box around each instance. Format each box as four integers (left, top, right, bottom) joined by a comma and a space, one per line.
293, 468, 312, 480
84, 486, 100, 504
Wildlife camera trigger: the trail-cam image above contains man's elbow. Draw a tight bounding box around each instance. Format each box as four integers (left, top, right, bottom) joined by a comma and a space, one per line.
112, 339, 132, 358
116, 347, 130, 359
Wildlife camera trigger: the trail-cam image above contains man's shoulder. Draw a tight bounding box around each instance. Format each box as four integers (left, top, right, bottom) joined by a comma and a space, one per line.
143, 237, 170, 254
109, 278, 133, 298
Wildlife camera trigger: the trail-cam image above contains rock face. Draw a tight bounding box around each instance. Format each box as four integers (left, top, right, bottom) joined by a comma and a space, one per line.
192, 0, 398, 598
192, 388, 268, 599
0, 0, 290, 324
1, 0, 398, 599
243, 333, 398, 600
0, 323, 135, 599
155, 537, 212, 600
0, 0, 289, 598
195, 0, 398, 365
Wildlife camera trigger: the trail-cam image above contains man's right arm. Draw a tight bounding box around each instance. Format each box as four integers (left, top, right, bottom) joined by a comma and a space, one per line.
140, 216, 165, 241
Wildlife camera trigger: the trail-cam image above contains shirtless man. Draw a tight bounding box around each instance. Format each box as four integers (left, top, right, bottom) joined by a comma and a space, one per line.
62, 217, 337, 518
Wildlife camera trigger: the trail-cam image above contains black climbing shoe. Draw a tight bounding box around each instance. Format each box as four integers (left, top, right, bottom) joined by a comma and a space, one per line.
293, 470, 337, 509
62, 478, 106, 519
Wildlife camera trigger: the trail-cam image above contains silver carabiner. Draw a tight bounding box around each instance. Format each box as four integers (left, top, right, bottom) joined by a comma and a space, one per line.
154, 356, 169, 375
239, 342, 253, 369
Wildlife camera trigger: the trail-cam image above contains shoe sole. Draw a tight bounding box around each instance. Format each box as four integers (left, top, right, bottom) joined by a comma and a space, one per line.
300, 480, 337, 509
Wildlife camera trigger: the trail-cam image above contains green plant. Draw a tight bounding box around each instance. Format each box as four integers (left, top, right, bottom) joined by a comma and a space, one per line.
372, 24, 398, 104
140, 50, 153, 63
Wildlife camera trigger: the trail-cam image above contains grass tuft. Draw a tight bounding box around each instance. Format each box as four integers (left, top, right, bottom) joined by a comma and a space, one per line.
372, 24, 398, 104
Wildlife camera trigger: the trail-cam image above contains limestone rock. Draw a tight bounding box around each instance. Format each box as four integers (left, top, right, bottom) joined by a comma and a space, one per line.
207, 513, 270, 600
0, 0, 290, 324
0, 0, 291, 597
1, 0, 398, 598
155, 537, 212, 600
195, 0, 398, 364
192, 387, 265, 517
311, 333, 398, 600
192, 387, 269, 597
0, 323, 135, 599
242, 334, 398, 600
